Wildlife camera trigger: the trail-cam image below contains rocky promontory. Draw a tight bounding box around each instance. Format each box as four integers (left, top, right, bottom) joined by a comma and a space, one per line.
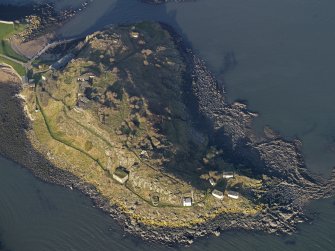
0, 17, 335, 246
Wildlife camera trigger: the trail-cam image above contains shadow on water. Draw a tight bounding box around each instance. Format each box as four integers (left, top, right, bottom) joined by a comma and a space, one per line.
0, 233, 12, 251
57, 0, 193, 47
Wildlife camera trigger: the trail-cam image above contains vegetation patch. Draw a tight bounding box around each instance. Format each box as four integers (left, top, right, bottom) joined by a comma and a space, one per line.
0, 22, 15, 40
0, 55, 26, 76
0, 22, 28, 62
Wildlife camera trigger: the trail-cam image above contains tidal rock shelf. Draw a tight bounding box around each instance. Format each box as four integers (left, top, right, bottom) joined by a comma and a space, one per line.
188, 49, 335, 233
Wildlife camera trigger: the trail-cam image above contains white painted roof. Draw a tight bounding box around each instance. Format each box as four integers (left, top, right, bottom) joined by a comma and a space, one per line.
212, 189, 224, 199
183, 197, 192, 207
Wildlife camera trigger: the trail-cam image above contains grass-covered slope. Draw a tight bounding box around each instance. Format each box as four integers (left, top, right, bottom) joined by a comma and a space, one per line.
0, 22, 28, 75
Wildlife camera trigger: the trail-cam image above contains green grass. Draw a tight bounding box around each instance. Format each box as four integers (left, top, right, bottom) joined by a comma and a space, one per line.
0, 23, 14, 40
0, 23, 28, 62
0, 23, 26, 39
36, 94, 106, 171
0, 55, 26, 76
0, 40, 28, 62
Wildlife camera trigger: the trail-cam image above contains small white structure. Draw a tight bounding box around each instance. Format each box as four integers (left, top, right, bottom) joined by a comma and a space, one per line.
130, 31, 139, 38
183, 197, 192, 207
140, 150, 149, 159
212, 189, 224, 200
227, 191, 239, 199
222, 172, 234, 179
112, 167, 129, 184
209, 178, 216, 186
0, 20, 14, 25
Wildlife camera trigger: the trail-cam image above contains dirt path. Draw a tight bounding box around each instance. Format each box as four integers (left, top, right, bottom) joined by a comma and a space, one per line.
0, 64, 22, 83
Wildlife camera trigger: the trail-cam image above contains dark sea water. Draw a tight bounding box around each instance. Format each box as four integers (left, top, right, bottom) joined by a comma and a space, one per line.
1, 0, 335, 250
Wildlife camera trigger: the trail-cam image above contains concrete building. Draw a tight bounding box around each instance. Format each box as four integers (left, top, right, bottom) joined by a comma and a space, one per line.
112, 167, 129, 184
182, 197, 192, 207
140, 150, 149, 159
0, 20, 14, 25
51, 53, 74, 70
227, 191, 239, 199
212, 189, 224, 200
209, 178, 216, 186
222, 171, 234, 179
130, 31, 139, 38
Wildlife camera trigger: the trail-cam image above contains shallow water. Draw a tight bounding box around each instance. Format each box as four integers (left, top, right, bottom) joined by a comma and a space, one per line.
1, 0, 335, 250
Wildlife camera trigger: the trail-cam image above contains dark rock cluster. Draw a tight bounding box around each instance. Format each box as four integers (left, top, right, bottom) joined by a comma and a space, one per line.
186, 49, 335, 237
190, 52, 335, 198
13, 1, 90, 42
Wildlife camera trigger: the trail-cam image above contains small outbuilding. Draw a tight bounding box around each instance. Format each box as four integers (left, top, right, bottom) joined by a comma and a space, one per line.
112, 167, 129, 184
212, 189, 224, 200
51, 53, 74, 70
222, 171, 234, 179
182, 197, 192, 207
130, 31, 139, 38
140, 150, 149, 159
209, 178, 216, 186
227, 191, 239, 199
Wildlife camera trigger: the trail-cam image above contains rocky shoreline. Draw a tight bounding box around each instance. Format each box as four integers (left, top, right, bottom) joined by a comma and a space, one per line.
1, 22, 334, 244
0, 1, 90, 43
0, 3, 335, 246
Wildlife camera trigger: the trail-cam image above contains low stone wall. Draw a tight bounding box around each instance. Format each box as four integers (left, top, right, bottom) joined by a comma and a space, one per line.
0, 20, 14, 25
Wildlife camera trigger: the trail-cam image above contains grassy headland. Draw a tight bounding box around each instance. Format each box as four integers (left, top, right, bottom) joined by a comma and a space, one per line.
22, 22, 263, 228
